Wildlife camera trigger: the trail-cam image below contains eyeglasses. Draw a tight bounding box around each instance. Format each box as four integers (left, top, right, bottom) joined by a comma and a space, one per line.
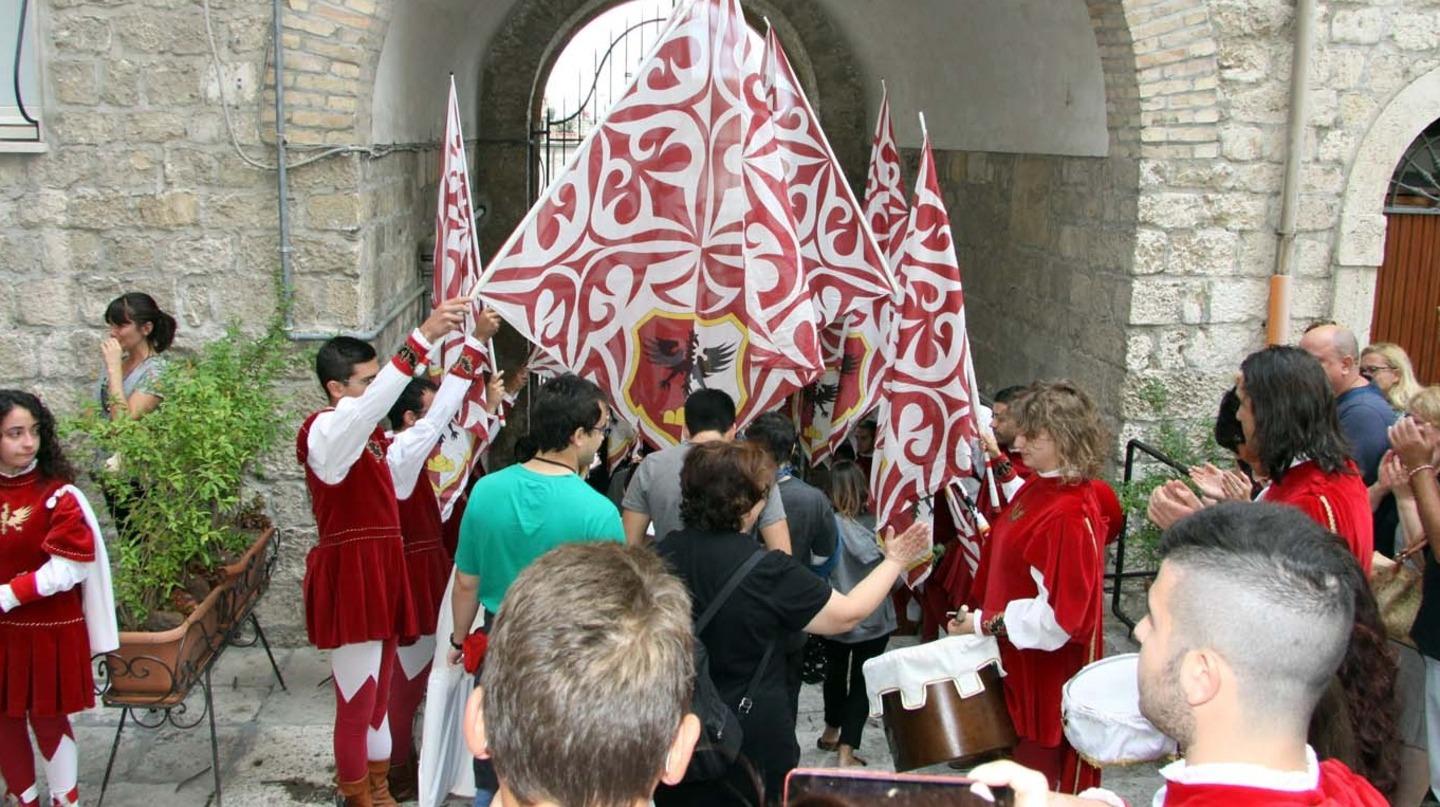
592, 421, 612, 438
1359, 364, 1394, 376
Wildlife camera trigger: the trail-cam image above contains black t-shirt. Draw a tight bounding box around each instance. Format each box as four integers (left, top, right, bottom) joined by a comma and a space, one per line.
777, 475, 838, 567
1413, 550, 1440, 660
657, 527, 832, 781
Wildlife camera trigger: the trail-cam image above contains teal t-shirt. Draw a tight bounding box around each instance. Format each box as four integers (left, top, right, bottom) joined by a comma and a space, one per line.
456, 464, 624, 614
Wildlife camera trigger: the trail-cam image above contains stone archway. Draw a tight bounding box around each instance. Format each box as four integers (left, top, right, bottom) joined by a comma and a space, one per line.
1331, 66, 1440, 343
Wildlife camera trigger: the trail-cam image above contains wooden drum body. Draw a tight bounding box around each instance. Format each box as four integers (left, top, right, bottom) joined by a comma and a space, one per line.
864, 635, 1018, 772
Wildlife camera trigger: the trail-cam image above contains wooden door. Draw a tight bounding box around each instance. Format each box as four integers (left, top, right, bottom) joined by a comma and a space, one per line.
1371, 212, 1440, 384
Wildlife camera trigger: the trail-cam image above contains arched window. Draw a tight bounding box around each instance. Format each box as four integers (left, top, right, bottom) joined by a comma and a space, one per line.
1387, 120, 1440, 213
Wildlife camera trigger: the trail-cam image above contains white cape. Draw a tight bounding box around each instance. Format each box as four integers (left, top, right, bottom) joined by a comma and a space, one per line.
418, 569, 484, 807
50, 485, 119, 654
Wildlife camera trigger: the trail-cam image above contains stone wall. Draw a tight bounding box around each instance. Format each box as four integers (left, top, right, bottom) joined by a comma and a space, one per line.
1, 0, 436, 644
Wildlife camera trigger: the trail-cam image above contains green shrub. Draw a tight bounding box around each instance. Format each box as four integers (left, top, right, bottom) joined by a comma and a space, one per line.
65, 322, 294, 628
1118, 378, 1229, 567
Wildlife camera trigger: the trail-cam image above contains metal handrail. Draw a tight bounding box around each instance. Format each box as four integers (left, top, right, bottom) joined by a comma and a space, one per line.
1108, 439, 1189, 632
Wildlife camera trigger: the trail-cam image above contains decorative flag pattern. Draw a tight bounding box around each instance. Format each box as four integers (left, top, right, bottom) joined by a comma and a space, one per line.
871, 120, 982, 563
428, 76, 497, 520
797, 81, 906, 465
475, 0, 847, 448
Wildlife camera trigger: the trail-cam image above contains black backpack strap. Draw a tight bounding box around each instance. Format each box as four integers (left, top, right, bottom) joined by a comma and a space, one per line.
695, 549, 767, 633
737, 640, 777, 716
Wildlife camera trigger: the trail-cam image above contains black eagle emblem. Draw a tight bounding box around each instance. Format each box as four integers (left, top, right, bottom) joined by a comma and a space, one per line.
642, 331, 737, 394
802, 353, 861, 417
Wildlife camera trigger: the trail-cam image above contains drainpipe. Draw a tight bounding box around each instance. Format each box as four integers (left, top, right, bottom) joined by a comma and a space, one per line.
1266, 0, 1315, 346
272, 0, 298, 336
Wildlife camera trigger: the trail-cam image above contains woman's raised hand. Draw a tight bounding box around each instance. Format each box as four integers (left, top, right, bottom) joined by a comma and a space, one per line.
882, 520, 931, 567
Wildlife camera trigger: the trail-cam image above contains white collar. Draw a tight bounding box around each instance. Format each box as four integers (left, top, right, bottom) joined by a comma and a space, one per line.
1036, 468, 1065, 479
0, 460, 37, 478
1152, 745, 1320, 805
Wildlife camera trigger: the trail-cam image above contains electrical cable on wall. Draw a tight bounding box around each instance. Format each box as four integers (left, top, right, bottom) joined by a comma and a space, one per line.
200, 0, 464, 171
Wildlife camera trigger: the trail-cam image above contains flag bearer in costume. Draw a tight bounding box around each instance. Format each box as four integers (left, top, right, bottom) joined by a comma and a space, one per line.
949, 381, 1109, 794
380, 310, 505, 800
0, 390, 118, 807
298, 298, 467, 806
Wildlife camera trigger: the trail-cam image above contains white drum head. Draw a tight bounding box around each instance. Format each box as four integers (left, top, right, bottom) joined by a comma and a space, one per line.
1062, 653, 1178, 766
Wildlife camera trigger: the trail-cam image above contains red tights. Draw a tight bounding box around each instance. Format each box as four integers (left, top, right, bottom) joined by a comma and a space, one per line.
0, 713, 78, 806
331, 638, 398, 782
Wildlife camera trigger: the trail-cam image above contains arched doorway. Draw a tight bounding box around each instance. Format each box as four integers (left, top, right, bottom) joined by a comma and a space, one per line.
531, 0, 684, 201
1370, 120, 1440, 383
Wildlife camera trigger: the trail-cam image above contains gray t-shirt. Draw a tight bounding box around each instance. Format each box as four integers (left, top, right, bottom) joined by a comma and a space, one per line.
776, 474, 837, 567
98, 356, 166, 419
621, 441, 786, 541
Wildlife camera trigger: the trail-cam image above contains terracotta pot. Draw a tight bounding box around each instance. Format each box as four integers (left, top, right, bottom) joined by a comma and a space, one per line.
102, 578, 233, 704
220, 525, 274, 604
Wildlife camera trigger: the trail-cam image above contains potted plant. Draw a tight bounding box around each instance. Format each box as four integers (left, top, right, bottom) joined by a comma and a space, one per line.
65, 320, 294, 699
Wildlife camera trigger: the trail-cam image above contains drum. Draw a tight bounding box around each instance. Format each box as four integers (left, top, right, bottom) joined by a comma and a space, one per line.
1062, 653, 1177, 766
863, 635, 1017, 772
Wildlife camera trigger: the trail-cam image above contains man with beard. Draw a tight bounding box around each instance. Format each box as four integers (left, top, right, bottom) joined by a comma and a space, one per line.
966, 502, 1385, 806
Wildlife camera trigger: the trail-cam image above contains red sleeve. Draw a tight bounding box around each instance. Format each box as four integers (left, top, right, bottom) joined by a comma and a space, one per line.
448, 341, 489, 382
1020, 509, 1104, 640
40, 489, 97, 563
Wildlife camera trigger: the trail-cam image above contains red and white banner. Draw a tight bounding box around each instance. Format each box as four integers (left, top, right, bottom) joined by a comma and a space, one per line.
863, 82, 909, 267
871, 120, 982, 573
797, 84, 909, 464
428, 76, 497, 520
475, 0, 880, 448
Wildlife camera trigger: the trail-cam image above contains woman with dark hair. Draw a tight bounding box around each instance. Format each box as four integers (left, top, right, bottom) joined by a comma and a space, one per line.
815, 460, 894, 768
98, 292, 177, 421
1242, 346, 1373, 570
1152, 347, 1373, 572
0, 390, 117, 807
1187, 387, 1262, 503
654, 441, 929, 807
1307, 555, 1401, 800
947, 381, 1109, 794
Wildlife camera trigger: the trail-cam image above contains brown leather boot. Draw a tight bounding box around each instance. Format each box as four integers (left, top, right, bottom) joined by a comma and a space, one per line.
386, 754, 419, 803
367, 760, 399, 807
335, 775, 373, 807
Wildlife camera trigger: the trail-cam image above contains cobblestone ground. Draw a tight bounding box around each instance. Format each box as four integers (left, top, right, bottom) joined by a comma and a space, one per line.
23, 612, 1161, 806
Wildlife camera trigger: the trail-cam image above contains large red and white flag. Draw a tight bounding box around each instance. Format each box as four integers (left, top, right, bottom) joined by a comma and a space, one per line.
428, 76, 497, 520
475, 0, 843, 448
796, 82, 907, 464
871, 118, 982, 583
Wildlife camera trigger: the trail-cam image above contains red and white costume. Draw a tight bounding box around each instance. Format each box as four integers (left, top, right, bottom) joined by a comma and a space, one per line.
0, 466, 118, 807
1260, 460, 1373, 574
1078, 746, 1386, 806
386, 338, 493, 768
297, 328, 431, 785
968, 472, 1106, 793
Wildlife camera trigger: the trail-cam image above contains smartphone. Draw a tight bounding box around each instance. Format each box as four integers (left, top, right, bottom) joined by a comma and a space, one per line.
784, 768, 1014, 807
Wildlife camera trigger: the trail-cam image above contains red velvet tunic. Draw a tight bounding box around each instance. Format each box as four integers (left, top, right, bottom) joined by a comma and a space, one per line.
396, 478, 449, 639
970, 476, 1104, 782
1263, 460, 1373, 574
0, 470, 96, 717
297, 414, 417, 649
1161, 759, 1386, 806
